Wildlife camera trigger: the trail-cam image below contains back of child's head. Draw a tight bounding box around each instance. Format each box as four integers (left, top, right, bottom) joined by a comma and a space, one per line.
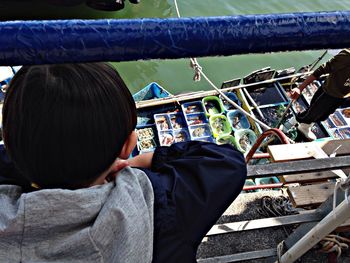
2, 62, 137, 189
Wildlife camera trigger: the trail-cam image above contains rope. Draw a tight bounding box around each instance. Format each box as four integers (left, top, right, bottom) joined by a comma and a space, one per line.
173, 0, 273, 131
319, 234, 350, 257
257, 196, 298, 218
276, 240, 285, 263
190, 58, 202, 82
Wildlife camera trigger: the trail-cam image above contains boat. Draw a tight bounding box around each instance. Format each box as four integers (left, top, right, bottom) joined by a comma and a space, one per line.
48, 0, 140, 11
9, 0, 140, 11
133, 65, 348, 159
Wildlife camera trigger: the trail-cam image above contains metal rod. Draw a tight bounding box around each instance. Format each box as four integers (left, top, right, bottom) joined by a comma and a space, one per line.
279, 196, 350, 263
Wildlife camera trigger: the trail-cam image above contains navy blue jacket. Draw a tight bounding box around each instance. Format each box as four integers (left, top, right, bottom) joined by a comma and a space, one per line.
0, 141, 246, 262
139, 141, 247, 263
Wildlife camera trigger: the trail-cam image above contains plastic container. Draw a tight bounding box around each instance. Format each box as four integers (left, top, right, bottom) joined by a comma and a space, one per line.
154, 114, 171, 131
338, 127, 350, 139
235, 129, 257, 153
255, 177, 280, 190
158, 130, 174, 146
136, 126, 155, 141
227, 110, 250, 131
182, 101, 205, 114
202, 96, 225, 116
209, 115, 232, 138
174, 129, 190, 143
220, 92, 241, 111
242, 179, 257, 193
185, 113, 208, 126
169, 113, 186, 130
137, 138, 157, 152
338, 108, 350, 125
216, 134, 237, 148
189, 124, 212, 139
328, 111, 348, 127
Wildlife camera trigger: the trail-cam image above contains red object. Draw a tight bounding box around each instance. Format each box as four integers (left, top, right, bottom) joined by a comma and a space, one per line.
243, 183, 283, 191
245, 128, 290, 163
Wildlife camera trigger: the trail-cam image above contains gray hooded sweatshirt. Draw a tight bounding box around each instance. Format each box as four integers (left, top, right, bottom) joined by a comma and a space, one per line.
0, 167, 154, 263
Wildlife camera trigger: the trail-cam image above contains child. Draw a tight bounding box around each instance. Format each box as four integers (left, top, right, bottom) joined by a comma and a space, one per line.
0, 63, 246, 262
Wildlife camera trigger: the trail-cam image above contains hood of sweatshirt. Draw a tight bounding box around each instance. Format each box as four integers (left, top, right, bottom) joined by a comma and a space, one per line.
0, 167, 154, 263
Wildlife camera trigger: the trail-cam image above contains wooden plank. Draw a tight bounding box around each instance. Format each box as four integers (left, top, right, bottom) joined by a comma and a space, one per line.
287, 182, 335, 207
197, 249, 277, 263
268, 139, 350, 162
247, 156, 350, 178
282, 171, 337, 184
206, 211, 322, 236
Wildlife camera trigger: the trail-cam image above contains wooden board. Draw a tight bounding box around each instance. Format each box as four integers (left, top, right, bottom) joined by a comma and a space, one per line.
206, 210, 321, 236
247, 156, 350, 178
267, 139, 350, 162
282, 171, 337, 184
287, 182, 335, 207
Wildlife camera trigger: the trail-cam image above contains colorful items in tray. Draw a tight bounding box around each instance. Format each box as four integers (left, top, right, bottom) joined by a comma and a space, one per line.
169, 113, 185, 129
183, 101, 204, 114
136, 127, 154, 140
209, 115, 231, 138
227, 110, 250, 131
220, 92, 241, 111
159, 131, 174, 146
205, 101, 220, 115
338, 127, 350, 139
341, 108, 350, 119
154, 115, 170, 131
138, 138, 156, 152
174, 130, 189, 143
186, 114, 206, 125
235, 129, 257, 153
326, 111, 347, 128
202, 96, 224, 116
189, 124, 212, 138
216, 135, 236, 148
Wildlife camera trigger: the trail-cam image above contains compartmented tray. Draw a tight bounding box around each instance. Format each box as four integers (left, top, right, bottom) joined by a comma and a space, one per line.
202, 96, 225, 116
227, 110, 250, 131
185, 112, 208, 126
234, 129, 257, 153
182, 101, 205, 114
220, 92, 241, 111
209, 115, 232, 138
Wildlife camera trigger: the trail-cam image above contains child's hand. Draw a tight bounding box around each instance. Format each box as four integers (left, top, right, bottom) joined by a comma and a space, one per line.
105, 159, 129, 182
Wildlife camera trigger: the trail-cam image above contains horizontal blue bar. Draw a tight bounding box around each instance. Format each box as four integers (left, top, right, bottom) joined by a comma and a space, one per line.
1, 11, 350, 65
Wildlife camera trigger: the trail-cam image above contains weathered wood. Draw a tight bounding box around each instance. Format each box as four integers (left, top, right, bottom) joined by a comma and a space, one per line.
247, 156, 350, 178
197, 249, 277, 263
282, 171, 337, 184
206, 211, 322, 236
268, 139, 350, 162
287, 182, 335, 207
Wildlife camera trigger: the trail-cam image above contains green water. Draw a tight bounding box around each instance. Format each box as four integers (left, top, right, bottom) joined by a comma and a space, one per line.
1, 0, 350, 94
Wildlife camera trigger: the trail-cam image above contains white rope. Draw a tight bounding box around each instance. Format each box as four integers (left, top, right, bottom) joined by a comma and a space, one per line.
173, 0, 273, 131
174, 0, 181, 18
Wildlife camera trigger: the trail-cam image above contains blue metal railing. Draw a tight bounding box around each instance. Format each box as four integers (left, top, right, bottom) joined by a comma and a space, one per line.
1, 11, 350, 65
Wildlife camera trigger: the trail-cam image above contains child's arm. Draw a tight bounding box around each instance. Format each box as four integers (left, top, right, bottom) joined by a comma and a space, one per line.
127, 152, 154, 169
138, 141, 247, 262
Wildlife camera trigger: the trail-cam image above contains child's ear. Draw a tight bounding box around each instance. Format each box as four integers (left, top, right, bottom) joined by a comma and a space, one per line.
119, 131, 137, 159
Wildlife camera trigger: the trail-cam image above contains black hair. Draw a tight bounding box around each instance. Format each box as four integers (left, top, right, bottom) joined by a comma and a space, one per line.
3, 63, 137, 189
